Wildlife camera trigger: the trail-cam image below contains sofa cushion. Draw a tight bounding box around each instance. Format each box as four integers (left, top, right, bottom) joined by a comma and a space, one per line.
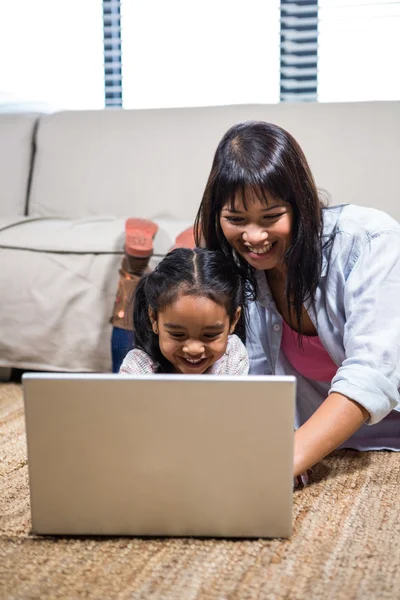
0, 216, 42, 231
27, 103, 400, 223
0, 114, 38, 216
0, 215, 193, 258
0, 216, 193, 372
28, 108, 216, 221
0, 245, 119, 372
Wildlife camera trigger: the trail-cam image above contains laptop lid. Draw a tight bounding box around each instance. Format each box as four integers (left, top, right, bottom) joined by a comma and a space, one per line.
23, 373, 296, 538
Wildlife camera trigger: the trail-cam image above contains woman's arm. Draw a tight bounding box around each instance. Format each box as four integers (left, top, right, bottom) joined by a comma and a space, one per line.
294, 230, 400, 477
294, 392, 369, 476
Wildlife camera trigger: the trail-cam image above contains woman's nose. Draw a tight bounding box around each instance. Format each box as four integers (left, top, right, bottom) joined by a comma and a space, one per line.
183, 340, 205, 355
242, 225, 268, 245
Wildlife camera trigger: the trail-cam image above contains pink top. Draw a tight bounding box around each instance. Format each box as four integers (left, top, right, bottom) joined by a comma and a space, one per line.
281, 319, 338, 382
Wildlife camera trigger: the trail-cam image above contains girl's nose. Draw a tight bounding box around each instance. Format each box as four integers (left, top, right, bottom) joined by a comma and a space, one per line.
183, 340, 205, 355
242, 225, 268, 245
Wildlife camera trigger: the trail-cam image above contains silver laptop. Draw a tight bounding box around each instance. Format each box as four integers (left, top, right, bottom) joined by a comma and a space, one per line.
23, 373, 296, 538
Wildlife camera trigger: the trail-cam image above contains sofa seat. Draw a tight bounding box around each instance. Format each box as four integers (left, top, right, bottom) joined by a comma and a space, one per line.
0, 216, 193, 372
0, 216, 45, 231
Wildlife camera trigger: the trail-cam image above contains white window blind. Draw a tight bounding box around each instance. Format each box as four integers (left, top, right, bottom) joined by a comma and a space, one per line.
2, 1, 398, 111
103, 0, 123, 107
0, 0, 105, 110
318, 0, 400, 102
280, 0, 319, 102
120, 0, 281, 109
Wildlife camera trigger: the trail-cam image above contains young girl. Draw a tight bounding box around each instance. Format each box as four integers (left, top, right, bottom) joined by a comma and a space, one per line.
119, 247, 249, 376
195, 120, 400, 479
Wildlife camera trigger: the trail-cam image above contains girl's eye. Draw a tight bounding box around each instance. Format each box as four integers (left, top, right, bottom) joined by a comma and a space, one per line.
203, 333, 220, 340
168, 332, 186, 339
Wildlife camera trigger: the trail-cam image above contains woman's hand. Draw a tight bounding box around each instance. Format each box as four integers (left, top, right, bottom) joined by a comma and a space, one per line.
293, 392, 370, 477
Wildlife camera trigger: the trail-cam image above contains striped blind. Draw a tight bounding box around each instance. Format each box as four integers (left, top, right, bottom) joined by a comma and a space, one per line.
102, 1, 400, 107
102, 0, 123, 107
280, 1, 319, 101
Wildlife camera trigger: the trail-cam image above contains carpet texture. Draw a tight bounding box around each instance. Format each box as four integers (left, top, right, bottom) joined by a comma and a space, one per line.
1, 383, 399, 600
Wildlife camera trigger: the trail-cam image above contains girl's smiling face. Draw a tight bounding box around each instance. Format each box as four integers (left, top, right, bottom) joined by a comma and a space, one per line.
150, 292, 240, 374
220, 189, 293, 273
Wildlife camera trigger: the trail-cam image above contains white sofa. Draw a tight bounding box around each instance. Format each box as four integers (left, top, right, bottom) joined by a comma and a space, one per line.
1, 102, 399, 373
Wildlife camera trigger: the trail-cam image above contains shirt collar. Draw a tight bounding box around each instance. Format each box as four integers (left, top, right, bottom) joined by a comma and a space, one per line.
254, 253, 328, 309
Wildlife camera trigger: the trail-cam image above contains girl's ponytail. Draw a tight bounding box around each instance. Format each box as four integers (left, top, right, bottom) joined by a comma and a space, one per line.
132, 272, 175, 373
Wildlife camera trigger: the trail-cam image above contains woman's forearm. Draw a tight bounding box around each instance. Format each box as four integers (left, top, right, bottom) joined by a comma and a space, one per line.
294, 392, 370, 477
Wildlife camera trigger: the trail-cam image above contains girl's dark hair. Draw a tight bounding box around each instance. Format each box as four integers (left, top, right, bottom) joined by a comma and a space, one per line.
194, 120, 324, 335
133, 247, 247, 373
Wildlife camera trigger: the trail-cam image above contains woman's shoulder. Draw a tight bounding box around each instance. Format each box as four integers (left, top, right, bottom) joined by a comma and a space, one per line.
119, 348, 158, 374
323, 204, 400, 238
321, 204, 400, 277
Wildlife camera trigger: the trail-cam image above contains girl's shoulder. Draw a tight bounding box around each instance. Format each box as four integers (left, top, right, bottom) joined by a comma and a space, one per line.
208, 334, 249, 376
226, 333, 248, 355
119, 348, 158, 374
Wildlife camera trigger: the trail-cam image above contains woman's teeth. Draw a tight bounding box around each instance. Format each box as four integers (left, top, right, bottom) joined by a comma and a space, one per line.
248, 243, 273, 255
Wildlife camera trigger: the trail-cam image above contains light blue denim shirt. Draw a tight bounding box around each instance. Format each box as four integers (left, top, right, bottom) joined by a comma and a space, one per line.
246, 204, 400, 451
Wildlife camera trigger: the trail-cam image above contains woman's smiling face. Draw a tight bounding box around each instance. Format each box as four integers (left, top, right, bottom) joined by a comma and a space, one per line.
220, 189, 293, 273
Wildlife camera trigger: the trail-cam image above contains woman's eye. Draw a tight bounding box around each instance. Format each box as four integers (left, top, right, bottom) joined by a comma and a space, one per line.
224, 216, 244, 224
263, 213, 284, 221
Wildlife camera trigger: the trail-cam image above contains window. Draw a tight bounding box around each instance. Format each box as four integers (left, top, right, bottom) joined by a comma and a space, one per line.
280, 0, 318, 102
0, 0, 104, 110
103, 0, 123, 107
120, 0, 281, 109
318, 0, 400, 101
2, 1, 398, 111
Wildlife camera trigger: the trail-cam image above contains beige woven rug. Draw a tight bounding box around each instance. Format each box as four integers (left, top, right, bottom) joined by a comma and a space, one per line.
1, 383, 399, 600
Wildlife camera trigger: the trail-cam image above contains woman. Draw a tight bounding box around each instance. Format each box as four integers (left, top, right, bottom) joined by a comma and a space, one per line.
195, 120, 400, 478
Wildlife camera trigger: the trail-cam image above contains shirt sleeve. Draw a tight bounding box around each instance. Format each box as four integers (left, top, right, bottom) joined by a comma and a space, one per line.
119, 349, 158, 374
329, 231, 400, 424
209, 334, 249, 375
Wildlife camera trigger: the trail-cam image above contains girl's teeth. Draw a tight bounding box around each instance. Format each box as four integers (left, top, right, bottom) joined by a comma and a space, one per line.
184, 358, 203, 364
248, 243, 272, 254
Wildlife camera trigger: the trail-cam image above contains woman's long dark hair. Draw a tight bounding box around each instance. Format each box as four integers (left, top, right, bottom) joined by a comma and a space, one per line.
133, 247, 247, 373
194, 120, 324, 335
